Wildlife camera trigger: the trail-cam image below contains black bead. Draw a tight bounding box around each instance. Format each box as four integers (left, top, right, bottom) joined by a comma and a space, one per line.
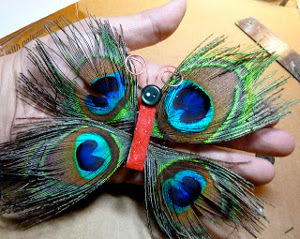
141, 85, 162, 106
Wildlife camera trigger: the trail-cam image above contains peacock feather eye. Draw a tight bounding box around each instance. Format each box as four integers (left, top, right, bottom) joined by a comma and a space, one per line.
85, 72, 127, 115
162, 170, 207, 214
75, 132, 112, 180
164, 80, 214, 133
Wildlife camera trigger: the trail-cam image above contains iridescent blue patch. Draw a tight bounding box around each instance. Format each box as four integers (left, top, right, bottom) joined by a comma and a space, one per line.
85, 72, 126, 115
164, 80, 214, 133
162, 170, 207, 213
75, 132, 112, 180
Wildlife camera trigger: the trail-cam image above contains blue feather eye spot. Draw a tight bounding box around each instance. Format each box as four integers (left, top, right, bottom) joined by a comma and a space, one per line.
85, 72, 126, 115
164, 80, 214, 133
75, 132, 112, 180
162, 170, 207, 213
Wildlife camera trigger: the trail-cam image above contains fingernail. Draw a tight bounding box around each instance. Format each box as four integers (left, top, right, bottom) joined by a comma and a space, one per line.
255, 154, 275, 164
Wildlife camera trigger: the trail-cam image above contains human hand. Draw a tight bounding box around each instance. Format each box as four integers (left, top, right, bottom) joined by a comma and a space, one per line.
0, 0, 294, 187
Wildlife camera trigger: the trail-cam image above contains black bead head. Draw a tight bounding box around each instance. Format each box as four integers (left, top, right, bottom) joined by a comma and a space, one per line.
141, 85, 162, 106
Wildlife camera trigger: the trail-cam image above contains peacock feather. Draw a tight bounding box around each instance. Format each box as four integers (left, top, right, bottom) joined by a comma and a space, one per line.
0, 17, 296, 238
145, 144, 265, 238
153, 36, 293, 143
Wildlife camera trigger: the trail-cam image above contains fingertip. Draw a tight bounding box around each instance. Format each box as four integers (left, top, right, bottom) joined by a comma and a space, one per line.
265, 120, 279, 128
195, 147, 277, 185
125, 0, 186, 50
78, 1, 187, 51
221, 128, 296, 157
263, 129, 295, 156
278, 131, 295, 156
245, 158, 275, 185
255, 160, 275, 185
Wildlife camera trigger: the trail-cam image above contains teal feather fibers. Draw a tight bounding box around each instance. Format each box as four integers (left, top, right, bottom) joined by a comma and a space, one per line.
0, 18, 139, 228
153, 36, 297, 143
145, 144, 266, 239
0, 17, 297, 238
0, 118, 132, 227
20, 18, 137, 125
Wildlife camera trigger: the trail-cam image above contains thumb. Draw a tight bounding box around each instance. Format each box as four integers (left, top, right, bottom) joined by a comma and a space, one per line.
99, 0, 187, 51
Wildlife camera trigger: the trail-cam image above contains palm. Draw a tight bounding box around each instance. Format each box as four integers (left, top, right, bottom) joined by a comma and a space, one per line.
0, 0, 294, 186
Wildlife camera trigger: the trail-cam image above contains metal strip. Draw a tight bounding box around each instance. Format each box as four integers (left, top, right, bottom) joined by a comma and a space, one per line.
235, 17, 300, 82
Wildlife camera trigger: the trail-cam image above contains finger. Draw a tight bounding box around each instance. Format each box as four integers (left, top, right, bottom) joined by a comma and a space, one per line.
100, 0, 187, 51
108, 167, 144, 185
265, 120, 279, 128
110, 145, 275, 186
26, 0, 186, 53
218, 128, 295, 157
180, 145, 275, 185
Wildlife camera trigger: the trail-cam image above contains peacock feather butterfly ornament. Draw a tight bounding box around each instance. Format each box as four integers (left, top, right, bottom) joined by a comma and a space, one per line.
0, 17, 296, 238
